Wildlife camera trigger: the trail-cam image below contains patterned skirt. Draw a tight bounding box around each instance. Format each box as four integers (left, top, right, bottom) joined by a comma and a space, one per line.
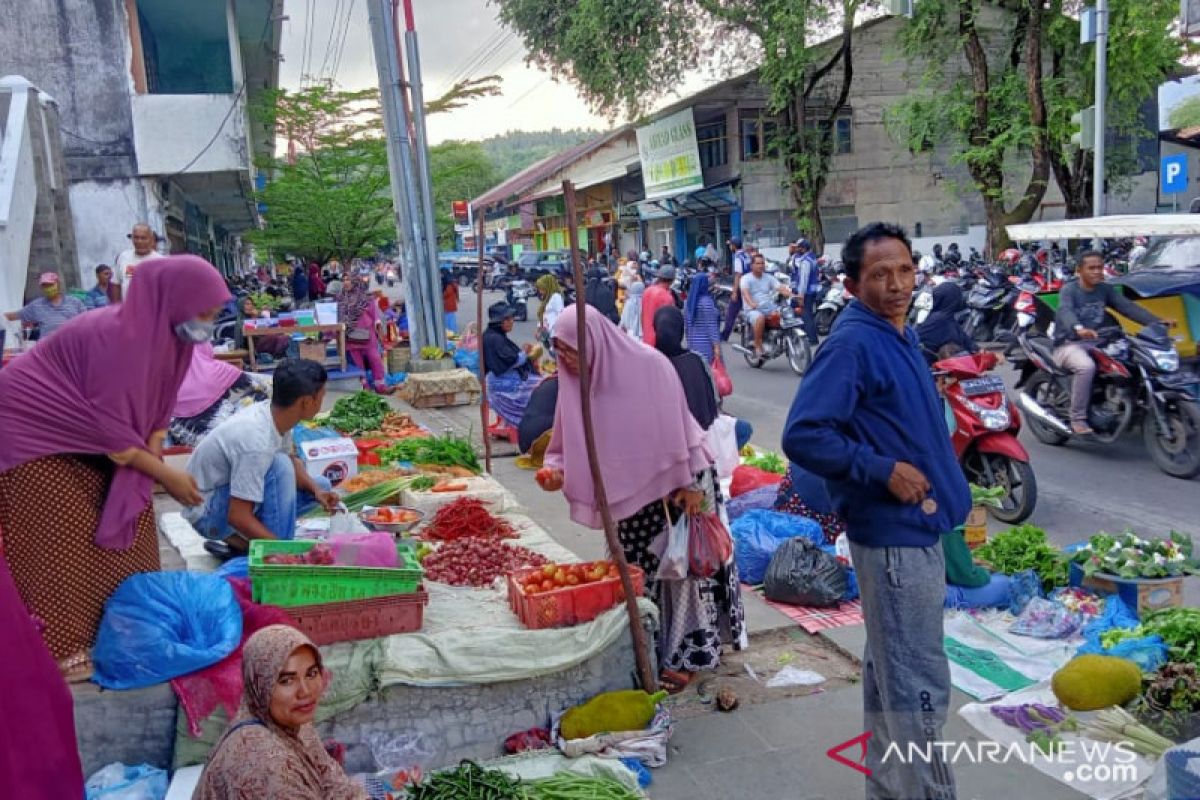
616, 470, 747, 673
167, 373, 272, 448
486, 369, 542, 427
0, 455, 159, 667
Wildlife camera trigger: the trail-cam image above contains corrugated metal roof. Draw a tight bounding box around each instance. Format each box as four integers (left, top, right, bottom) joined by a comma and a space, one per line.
472, 127, 631, 209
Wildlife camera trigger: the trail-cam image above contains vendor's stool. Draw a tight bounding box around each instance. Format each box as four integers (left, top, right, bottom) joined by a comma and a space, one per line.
487, 413, 519, 446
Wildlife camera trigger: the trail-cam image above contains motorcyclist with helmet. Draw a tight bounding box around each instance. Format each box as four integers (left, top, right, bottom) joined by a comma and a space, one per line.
788, 238, 821, 345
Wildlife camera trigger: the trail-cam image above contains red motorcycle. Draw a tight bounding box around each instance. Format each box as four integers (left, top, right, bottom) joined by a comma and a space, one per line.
935, 351, 1038, 523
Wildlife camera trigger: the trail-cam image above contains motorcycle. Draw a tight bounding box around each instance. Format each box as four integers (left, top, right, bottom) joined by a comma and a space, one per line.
505, 278, 536, 322
815, 273, 849, 335
964, 267, 1019, 343
1012, 323, 1200, 478
936, 350, 1037, 523
730, 293, 813, 375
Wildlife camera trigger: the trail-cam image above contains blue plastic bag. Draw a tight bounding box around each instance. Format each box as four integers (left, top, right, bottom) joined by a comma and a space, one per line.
85, 762, 168, 800
1076, 594, 1169, 671
214, 556, 249, 580
731, 509, 824, 585
453, 347, 480, 377
726, 486, 778, 523
92, 572, 242, 690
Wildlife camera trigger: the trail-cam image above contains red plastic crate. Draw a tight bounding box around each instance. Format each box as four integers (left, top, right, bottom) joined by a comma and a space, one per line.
285, 588, 428, 645
507, 562, 645, 630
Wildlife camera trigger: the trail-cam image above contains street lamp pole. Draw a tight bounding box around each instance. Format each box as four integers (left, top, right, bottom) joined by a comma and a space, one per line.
1093, 0, 1108, 217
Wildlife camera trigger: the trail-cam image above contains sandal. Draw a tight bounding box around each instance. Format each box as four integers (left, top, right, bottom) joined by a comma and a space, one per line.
660, 669, 693, 695
59, 652, 94, 684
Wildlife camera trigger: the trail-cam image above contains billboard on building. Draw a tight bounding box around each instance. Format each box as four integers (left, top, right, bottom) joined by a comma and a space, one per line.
1159, 75, 1200, 135
636, 107, 704, 201
452, 200, 472, 232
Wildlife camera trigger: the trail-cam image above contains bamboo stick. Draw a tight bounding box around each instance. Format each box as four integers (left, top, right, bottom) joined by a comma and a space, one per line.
563, 180, 657, 692
475, 210, 492, 474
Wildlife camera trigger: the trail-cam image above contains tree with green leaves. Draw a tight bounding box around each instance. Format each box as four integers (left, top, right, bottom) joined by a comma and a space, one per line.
249, 78, 501, 264
887, 0, 1185, 252
494, 0, 865, 251
430, 141, 500, 248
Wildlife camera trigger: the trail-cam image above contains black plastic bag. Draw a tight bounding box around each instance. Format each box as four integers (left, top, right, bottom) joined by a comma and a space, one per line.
763, 537, 847, 607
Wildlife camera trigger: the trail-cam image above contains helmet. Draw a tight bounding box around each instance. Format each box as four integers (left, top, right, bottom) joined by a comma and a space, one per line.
730, 237, 742, 248
794, 237, 811, 251
695, 246, 707, 261
999, 248, 1022, 265
639, 251, 651, 263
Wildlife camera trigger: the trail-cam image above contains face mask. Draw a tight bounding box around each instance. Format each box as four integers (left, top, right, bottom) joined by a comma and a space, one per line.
42, 286, 60, 299
174, 318, 215, 343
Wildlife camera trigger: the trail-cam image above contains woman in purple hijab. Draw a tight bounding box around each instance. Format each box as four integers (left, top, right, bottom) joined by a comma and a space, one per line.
0, 255, 230, 680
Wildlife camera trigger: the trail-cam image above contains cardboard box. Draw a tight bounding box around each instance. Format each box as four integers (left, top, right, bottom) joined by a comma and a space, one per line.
298, 341, 326, 361
963, 507, 988, 550
298, 437, 358, 487
1068, 561, 1184, 618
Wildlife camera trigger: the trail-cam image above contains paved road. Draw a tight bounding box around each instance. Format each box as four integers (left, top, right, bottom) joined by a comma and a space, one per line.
456, 286, 1199, 550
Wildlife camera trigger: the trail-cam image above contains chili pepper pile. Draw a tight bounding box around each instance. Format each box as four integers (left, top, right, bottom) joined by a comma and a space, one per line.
425, 497, 515, 541
422, 539, 547, 587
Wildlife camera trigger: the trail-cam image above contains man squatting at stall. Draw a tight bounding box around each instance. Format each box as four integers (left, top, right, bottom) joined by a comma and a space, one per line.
185, 359, 340, 555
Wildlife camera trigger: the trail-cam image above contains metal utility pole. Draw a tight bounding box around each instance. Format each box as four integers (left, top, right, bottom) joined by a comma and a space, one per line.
366, 0, 445, 354
1093, 0, 1108, 217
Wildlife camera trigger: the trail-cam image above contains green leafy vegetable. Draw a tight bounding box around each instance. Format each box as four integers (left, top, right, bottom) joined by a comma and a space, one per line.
1141, 608, 1200, 666
377, 435, 482, 473
1135, 662, 1200, 743
1071, 529, 1197, 579
969, 484, 1006, 509
972, 524, 1069, 591
326, 391, 392, 435
744, 451, 787, 474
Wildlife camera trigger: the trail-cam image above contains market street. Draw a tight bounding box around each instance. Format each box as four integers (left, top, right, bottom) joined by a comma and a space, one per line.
465, 285, 1200, 552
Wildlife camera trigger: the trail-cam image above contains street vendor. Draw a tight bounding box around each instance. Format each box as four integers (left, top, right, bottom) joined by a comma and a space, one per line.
184, 359, 339, 557
942, 528, 1011, 609
537, 305, 746, 693
4, 272, 87, 341
167, 342, 272, 448
0, 256, 229, 681
193, 625, 369, 800
483, 301, 541, 428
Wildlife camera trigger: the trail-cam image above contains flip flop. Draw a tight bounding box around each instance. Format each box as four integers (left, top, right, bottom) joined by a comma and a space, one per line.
660, 669, 693, 695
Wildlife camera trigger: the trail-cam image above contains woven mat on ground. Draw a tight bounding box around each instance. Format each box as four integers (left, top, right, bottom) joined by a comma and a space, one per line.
404, 368, 480, 398
958, 681, 1154, 800
744, 584, 864, 634
943, 611, 1080, 702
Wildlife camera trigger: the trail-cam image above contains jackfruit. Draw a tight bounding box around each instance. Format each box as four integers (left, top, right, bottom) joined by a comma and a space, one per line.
560, 689, 668, 740
1050, 654, 1142, 711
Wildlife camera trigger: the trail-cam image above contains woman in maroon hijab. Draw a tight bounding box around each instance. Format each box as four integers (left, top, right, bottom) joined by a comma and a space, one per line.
0, 255, 231, 680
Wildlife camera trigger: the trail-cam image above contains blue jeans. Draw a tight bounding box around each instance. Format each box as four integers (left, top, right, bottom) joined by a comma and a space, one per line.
193, 453, 330, 542
944, 573, 1012, 609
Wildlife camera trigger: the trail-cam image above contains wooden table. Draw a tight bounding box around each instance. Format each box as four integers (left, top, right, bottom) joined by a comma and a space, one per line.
244, 323, 346, 372
213, 348, 249, 366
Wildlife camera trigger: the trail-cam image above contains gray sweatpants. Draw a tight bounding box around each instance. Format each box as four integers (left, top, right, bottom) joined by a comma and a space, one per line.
851, 541, 956, 800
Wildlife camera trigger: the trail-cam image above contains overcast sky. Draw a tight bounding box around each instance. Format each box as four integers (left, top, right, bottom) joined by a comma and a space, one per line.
278, 0, 619, 143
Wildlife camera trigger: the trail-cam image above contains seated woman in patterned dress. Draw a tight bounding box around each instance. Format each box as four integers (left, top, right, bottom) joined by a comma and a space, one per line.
536, 305, 746, 693
167, 343, 272, 448
482, 301, 541, 428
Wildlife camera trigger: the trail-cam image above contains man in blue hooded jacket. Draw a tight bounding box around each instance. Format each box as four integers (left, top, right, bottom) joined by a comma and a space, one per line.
782, 222, 969, 800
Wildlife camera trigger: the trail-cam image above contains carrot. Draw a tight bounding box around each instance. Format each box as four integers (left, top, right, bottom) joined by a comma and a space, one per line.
431, 482, 467, 493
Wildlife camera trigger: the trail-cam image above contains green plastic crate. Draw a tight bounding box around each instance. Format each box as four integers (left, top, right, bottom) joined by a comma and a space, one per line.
249, 539, 423, 607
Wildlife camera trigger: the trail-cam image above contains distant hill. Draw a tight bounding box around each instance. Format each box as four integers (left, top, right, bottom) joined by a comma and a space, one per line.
479, 128, 601, 181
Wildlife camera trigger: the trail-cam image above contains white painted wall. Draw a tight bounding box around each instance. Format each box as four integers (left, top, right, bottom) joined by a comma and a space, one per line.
0, 106, 36, 337
131, 93, 249, 176
69, 178, 163, 284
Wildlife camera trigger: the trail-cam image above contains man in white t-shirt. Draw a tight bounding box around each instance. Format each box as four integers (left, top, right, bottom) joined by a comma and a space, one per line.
113, 223, 164, 294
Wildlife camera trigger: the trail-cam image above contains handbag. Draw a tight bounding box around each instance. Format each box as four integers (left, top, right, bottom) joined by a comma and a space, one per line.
712, 357, 733, 397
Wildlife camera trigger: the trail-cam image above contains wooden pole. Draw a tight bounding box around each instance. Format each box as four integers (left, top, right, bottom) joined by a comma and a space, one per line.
563, 180, 657, 692
475, 209, 492, 474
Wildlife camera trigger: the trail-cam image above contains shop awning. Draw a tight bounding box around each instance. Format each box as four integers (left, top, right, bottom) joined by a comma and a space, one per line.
634, 179, 739, 221
1006, 214, 1200, 242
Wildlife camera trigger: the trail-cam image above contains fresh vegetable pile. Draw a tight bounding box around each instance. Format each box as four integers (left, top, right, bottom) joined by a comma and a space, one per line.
524, 773, 642, 799
1071, 530, 1196, 579
406, 760, 523, 799
327, 391, 392, 434
1139, 608, 1200, 665
362, 507, 422, 526
973, 524, 1069, 591
377, 434, 482, 474
339, 476, 415, 512
989, 703, 1078, 754
518, 561, 620, 595
743, 451, 786, 474
425, 497, 515, 541
378, 412, 428, 439
419, 346, 448, 360
339, 469, 408, 495
1134, 662, 1200, 742
248, 292, 280, 311
422, 539, 547, 587
970, 484, 1007, 509
264, 543, 335, 566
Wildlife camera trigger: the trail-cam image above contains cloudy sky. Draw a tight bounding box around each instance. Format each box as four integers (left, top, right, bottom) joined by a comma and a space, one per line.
278, 0, 617, 143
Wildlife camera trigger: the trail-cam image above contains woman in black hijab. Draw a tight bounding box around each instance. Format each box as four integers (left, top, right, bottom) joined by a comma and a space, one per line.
916, 282, 977, 365
482, 301, 541, 426
652, 306, 719, 430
